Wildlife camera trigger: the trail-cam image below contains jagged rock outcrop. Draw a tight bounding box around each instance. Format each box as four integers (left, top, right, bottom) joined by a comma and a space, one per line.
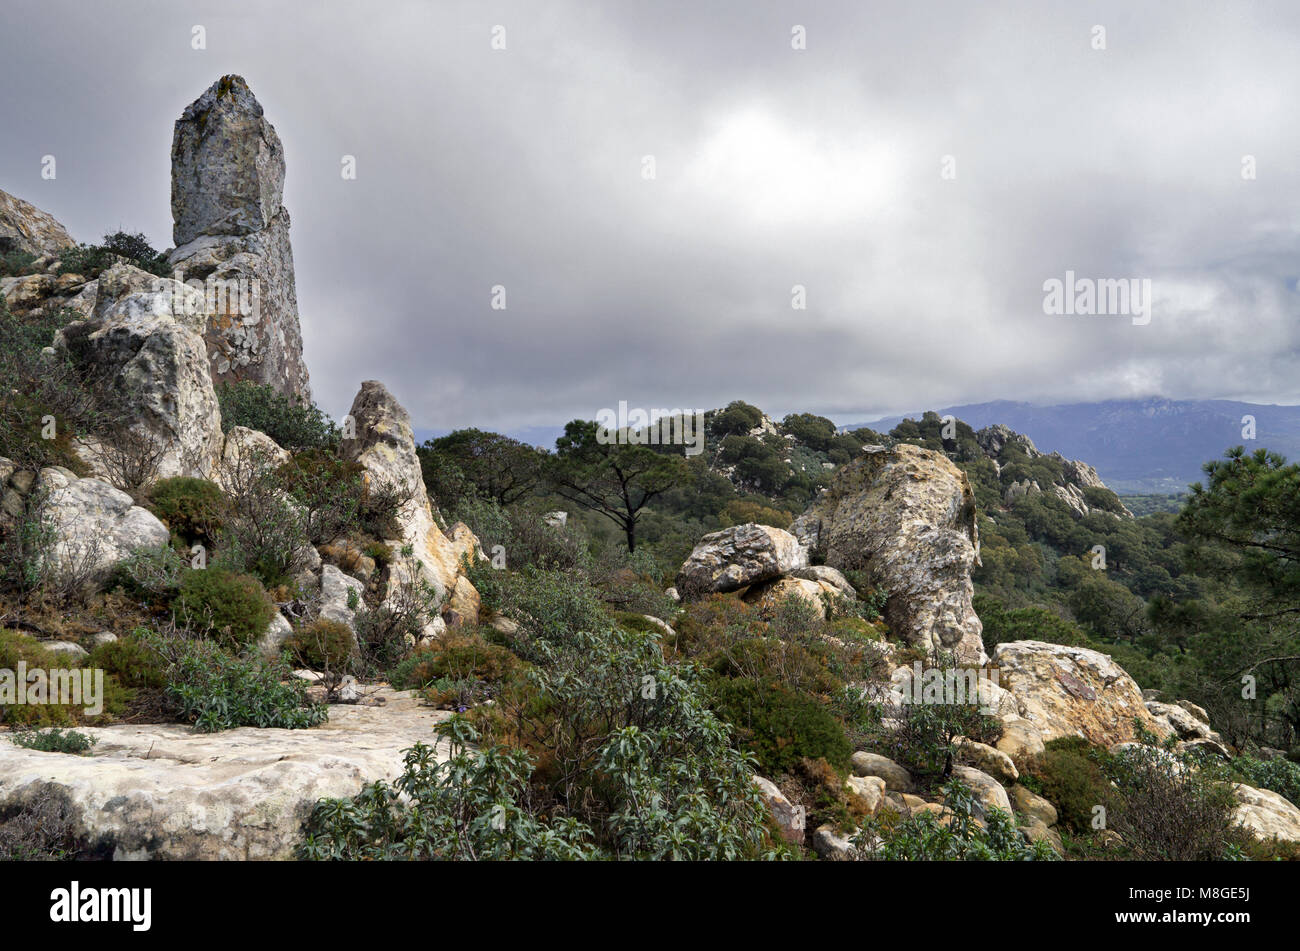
168, 75, 310, 400
0, 187, 74, 258
0, 689, 451, 860
54, 263, 225, 481
792, 444, 985, 663
676, 523, 808, 596
340, 381, 478, 637
992, 640, 1173, 747
35, 467, 170, 586
975, 423, 1131, 519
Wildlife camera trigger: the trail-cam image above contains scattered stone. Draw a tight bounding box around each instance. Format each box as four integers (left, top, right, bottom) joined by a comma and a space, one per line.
675, 522, 807, 596
850, 751, 915, 793
752, 776, 803, 845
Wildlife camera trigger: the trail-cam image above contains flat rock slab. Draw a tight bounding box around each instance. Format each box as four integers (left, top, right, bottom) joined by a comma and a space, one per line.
0, 688, 451, 860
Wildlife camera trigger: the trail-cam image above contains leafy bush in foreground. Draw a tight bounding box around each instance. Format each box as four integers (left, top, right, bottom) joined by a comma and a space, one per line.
852, 779, 1057, 861
151, 634, 326, 733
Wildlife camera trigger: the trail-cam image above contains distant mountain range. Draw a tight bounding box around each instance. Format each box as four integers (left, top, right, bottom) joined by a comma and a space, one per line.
850, 398, 1300, 494
416, 398, 1300, 497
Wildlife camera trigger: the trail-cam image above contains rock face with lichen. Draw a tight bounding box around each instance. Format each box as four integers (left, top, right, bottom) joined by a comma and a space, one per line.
792, 444, 986, 663
992, 640, 1172, 747
340, 380, 479, 638
167, 75, 311, 400
0, 188, 75, 258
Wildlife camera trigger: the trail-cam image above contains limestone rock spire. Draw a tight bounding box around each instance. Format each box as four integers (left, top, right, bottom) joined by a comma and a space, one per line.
168, 75, 311, 400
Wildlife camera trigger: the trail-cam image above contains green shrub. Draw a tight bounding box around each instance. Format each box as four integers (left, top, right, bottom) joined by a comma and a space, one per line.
1107, 743, 1247, 860
146, 477, 226, 547
286, 618, 358, 674
87, 630, 168, 690
873, 698, 1002, 791
301, 721, 598, 860
852, 778, 1057, 861
57, 231, 170, 278
0, 249, 38, 277
708, 675, 852, 775
1021, 737, 1118, 835
0, 630, 126, 727
173, 568, 276, 651
1219, 755, 1300, 809
111, 543, 187, 601
216, 381, 339, 451
10, 727, 97, 755
149, 633, 327, 732
306, 623, 776, 860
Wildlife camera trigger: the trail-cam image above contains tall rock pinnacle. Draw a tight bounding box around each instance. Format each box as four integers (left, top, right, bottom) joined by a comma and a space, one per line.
168, 75, 311, 400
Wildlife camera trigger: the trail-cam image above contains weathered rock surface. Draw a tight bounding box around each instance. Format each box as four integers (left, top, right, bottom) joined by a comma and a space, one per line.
954, 736, 1019, 784
0, 688, 451, 860
950, 765, 1012, 818
168, 75, 310, 399
341, 381, 476, 637
676, 523, 807, 596
850, 751, 916, 793
740, 575, 840, 618
1234, 784, 1300, 844
993, 640, 1172, 747
0, 187, 74, 258
752, 776, 803, 845
55, 263, 225, 481
38, 468, 170, 585
316, 563, 366, 633
793, 444, 985, 663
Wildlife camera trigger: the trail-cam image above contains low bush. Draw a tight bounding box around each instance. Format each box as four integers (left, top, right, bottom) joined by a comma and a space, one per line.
146, 632, 327, 732
0, 630, 126, 727
216, 380, 339, 451
1107, 743, 1248, 861
10, 727, 97, 754
111, 543, 187, 600
0, 790, 88, 860
1020, 737, 1118, 835
874, 698, 1002, 791
708, 675, 852, 776
146, 477, 226, 548
852, 778, 1057, 861
286, 618, 358, 675
173, 568, 276, 651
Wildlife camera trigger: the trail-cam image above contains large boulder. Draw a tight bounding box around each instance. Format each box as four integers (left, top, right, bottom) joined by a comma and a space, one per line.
340, 381, 475, 637
54, 263, 225, 482
37, 468, 170, 586
993, 640, 1172, 747
0, 187, 74, 258
168, 75, 310, 400
792, 444, 985, 662
0, 688, 450, 860
676, 522, 807, 596
1234, 784, 1300, 844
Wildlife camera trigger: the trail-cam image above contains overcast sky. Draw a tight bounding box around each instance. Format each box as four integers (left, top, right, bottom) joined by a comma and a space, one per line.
2, 0, 1298, 436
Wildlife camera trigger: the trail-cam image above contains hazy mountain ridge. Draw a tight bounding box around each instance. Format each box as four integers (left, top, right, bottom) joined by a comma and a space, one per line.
851, 398, 1300, 494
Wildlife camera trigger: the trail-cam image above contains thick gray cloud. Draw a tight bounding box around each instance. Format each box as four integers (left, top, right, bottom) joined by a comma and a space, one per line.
2, 0, 1298, 435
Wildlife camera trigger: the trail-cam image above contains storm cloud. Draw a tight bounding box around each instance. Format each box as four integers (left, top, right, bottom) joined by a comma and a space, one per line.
2, 0, 1298, 435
